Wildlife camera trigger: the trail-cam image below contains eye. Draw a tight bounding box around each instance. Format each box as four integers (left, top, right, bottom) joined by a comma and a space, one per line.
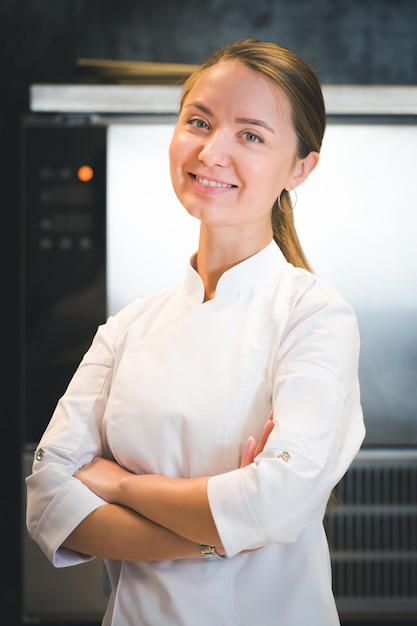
243, 131, 262, 143
187, 118, 209, 130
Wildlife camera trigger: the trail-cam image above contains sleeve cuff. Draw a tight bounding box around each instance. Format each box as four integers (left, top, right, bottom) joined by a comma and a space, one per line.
31, 480, 108, 567
207, 467, 267, 557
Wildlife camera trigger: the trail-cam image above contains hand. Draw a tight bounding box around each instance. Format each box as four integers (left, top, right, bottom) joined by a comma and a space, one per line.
240, 410, 274, 468
74, 457, 133, 503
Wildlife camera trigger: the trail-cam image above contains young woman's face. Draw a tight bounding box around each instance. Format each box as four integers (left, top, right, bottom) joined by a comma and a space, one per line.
169, 60, 304, 234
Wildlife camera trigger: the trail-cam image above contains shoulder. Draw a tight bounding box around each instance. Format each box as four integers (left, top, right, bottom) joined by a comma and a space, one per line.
104, 283, 181, 337
271, 262, 359, 341
82, 283, 181, 362
267, 243, 352, 316
283, 262, 353, 311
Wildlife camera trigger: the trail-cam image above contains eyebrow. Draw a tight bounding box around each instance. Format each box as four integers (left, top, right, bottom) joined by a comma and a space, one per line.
185, 102, 275, 134
235, 117, 275, 134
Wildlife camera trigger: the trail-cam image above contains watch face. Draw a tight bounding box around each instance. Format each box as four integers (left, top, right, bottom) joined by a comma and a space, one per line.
200, 545, 224, 560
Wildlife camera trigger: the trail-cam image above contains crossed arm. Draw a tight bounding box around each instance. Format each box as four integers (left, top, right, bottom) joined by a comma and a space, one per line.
63, 414, 274, 562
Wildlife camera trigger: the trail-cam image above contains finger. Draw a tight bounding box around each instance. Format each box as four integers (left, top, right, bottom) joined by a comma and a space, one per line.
254, 417, 275, 457
240, 436, 256, 468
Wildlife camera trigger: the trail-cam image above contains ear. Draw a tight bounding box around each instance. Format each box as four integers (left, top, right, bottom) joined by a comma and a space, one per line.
286, 151, 320, 191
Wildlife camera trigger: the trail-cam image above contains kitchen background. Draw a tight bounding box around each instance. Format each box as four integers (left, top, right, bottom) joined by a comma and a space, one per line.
1, 1, 417, 624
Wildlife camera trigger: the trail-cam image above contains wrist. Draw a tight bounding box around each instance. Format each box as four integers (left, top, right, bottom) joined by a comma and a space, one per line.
119, 473, 141, 508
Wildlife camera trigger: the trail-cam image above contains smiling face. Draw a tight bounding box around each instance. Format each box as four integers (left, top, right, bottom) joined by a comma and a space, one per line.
169, 60, 310, 240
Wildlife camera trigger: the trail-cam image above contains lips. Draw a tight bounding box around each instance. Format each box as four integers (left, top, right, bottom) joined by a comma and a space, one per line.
190, 173, 237, 189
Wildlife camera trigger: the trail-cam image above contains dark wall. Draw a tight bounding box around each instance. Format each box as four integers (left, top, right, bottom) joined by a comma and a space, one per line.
1, 1, 416, 622
3, 0, 417, 88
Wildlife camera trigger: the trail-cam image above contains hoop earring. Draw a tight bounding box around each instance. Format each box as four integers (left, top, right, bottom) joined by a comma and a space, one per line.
278, 189, 297, 214
289, 188, 297, 210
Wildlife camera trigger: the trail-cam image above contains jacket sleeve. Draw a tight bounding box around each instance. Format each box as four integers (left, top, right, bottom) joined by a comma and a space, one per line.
25, 307, 131, 567
207, 289, 365, 557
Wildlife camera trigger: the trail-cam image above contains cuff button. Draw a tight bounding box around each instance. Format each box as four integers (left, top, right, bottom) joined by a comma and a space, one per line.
35, 448, 45, 461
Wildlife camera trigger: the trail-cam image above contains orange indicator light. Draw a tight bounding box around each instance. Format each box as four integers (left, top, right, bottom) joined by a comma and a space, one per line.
77, 165, 94, 182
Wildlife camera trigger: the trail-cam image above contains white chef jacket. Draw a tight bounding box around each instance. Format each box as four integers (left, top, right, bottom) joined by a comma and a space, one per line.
26, 241, 365, 626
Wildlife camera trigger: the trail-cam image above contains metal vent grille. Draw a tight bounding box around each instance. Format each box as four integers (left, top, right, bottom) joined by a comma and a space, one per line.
328, 449, 417, 619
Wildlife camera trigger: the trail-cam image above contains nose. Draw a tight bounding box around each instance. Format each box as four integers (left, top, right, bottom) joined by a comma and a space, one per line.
198, 130, 230, 168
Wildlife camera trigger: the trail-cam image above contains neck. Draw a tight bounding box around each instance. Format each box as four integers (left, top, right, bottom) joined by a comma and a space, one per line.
195, 224, 273, 301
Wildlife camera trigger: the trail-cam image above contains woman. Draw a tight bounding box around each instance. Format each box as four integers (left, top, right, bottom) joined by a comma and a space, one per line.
26, 39, 365, 625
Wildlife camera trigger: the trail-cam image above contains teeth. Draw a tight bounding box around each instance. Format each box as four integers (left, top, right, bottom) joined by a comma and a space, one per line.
196, 176, 232, 188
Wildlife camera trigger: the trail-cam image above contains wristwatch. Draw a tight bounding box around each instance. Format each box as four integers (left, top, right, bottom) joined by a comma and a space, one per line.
199, 544, 225, 561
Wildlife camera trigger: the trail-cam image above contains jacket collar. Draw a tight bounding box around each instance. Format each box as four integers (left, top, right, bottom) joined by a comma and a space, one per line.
183, 241, 287, 303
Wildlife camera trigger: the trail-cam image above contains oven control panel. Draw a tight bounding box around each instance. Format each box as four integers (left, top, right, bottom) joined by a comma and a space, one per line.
21, 116, 107, 443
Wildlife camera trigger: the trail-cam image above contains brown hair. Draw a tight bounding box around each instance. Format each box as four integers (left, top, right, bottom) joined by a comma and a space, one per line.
180, 39, 326, 272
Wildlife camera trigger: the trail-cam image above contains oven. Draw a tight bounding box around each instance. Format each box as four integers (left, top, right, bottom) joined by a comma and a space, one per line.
20, 84, 417, 622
